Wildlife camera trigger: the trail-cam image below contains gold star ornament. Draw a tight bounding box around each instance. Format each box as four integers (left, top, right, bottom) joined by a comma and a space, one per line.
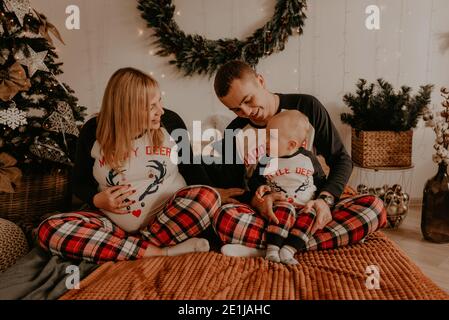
16, 45, 49, 78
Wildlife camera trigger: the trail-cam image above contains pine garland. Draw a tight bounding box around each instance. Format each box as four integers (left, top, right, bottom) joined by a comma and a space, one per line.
341, 79, 434, 132
137, 0, 308, 77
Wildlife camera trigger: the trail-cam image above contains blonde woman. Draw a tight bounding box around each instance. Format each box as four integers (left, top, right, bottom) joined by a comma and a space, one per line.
36, 68, 221, 263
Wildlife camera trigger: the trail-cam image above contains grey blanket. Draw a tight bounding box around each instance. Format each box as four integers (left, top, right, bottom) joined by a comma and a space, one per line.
0, 245, 97, 300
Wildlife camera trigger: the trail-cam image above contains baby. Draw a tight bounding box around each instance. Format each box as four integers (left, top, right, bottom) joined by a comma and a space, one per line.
248, 110, 326, 264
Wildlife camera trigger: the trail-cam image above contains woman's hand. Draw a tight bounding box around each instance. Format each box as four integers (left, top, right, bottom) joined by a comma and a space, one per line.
303, 199, 333, 234
215, 188, 245, 205
251, 192, 285, 225
93, 185, 136, 214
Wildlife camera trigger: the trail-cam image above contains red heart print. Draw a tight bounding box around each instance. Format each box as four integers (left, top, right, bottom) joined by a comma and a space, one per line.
132, 209, 142, 218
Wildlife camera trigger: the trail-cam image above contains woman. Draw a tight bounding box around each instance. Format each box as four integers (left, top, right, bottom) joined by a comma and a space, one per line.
37, 68, 221, 264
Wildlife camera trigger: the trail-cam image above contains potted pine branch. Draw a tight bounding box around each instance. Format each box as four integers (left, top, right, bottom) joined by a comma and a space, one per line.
341, 79, 433, 168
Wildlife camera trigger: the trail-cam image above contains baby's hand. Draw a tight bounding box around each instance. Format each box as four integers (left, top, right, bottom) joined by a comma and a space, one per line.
255, 185, 271, 202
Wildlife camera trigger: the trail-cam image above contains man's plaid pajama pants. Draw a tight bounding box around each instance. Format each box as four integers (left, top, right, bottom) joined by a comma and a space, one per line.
212, 194, 387, 250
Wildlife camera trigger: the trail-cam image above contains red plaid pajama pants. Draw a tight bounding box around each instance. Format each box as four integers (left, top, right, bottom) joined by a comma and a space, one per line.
36, 185, 221, 264
212, 194, 387, 250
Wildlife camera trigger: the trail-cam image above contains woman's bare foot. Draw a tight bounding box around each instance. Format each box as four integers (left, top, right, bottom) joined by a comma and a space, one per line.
144, 244, 164, 257
144, 238, 210, 258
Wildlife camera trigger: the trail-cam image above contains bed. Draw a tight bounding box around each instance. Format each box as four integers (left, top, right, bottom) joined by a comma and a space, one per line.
58, 231, 448, 300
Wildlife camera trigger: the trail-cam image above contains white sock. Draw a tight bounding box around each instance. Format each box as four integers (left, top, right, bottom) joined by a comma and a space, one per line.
165, 238, 210, 256
279, 245, 299, 265
221, 244, 265, 257
265, 244, 281, 263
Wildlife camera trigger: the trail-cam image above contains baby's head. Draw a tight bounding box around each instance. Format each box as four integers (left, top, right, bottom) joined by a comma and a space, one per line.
266, 110, 310, 157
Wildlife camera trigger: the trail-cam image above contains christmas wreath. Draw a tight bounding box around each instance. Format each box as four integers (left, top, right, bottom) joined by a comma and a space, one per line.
137, 0, 307, 76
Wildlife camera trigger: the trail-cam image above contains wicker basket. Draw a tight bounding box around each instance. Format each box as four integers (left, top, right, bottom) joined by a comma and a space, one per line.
0, 169, 71, 239
351, 129, 413, 168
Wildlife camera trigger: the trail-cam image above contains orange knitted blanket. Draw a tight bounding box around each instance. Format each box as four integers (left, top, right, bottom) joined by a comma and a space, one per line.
59, 232, 448, 300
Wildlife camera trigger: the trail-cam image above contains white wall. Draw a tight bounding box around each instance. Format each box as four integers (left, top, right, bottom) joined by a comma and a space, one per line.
32, 0, 449, 199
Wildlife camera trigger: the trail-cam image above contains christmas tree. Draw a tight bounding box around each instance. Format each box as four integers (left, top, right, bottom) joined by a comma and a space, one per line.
0, 0, 86, 175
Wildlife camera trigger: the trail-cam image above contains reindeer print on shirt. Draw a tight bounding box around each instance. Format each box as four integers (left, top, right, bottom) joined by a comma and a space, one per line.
104, 160, 169, 219
106, 168, 126, 187
253, 148, 326, 206
139, 160, 167, 201
91, 128, 187, 233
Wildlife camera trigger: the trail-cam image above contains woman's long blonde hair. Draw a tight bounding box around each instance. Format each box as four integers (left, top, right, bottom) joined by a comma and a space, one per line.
97, 67, 164, 169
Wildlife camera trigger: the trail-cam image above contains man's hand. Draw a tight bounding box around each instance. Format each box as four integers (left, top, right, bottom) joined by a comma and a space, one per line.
251, 192, 285, 225
215, 188, 245, 205
303, 198, 333, 235
255, 185, 271, 202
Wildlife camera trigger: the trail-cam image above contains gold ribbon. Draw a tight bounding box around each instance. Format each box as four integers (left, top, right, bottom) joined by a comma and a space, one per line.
33, 9, 65, 46
0, 62, 31, 102
0, 153, 22, 193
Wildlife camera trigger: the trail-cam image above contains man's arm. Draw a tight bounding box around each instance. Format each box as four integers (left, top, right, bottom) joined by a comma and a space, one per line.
313, 101, 353, 199
247, 162, 268, 198
306, 151, 327, 194
296, 95, 353, 199
72, 117, 99, 208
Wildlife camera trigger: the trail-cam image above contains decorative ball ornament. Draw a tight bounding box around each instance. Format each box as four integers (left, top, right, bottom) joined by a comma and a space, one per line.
397, 204, 408, 215
384, 191, 394, 204
137, 0, 308, 76
375, 187, 386, 198
392, 194, 401, 205
402, 192, 410, 204
357, 184, 368, 194
391, 184, 402, 193
355, 182, 408, 228
387, 204, 398, 216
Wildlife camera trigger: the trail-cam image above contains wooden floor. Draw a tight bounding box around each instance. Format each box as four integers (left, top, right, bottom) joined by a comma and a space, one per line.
383, 204, 449, 294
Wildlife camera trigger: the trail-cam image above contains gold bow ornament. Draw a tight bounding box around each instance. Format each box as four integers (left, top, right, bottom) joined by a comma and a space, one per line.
0, 62, 31, 102
0, 153, 22, 193
33, 9, 65, 46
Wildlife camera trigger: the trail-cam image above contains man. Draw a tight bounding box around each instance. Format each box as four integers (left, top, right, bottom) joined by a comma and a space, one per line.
210, 60, 386, 258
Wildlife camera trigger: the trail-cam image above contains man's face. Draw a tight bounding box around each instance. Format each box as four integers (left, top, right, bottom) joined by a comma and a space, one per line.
219, 74, 272, 123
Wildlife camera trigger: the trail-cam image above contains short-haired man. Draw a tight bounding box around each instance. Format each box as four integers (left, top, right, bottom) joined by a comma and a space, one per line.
211, 60, 386, 257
